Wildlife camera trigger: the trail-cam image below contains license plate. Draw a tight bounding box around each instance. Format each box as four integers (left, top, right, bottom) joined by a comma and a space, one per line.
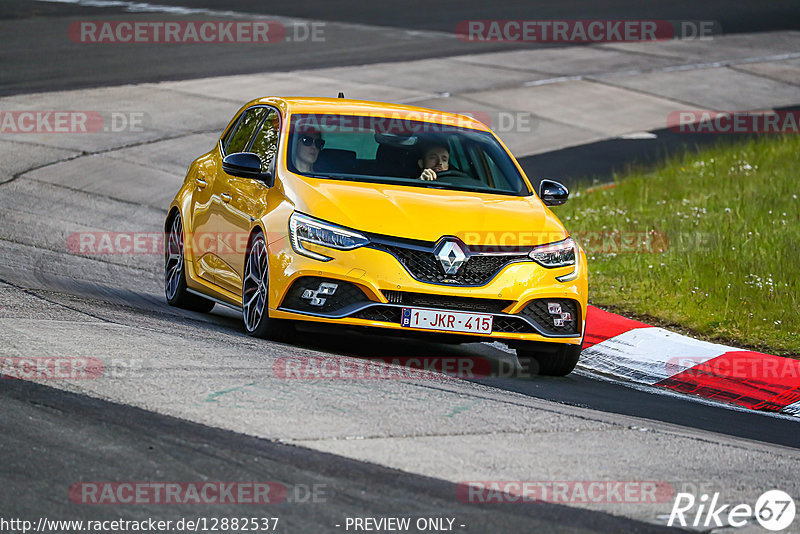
401, 307, 493, 334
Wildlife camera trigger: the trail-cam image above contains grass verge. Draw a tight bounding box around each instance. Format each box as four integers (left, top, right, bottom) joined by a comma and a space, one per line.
558, 134, 799, 356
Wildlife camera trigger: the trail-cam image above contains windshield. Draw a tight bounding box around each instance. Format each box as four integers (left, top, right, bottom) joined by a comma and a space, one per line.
286, 113, 531, 196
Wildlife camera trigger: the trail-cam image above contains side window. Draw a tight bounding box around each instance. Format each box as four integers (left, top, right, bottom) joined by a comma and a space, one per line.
248, 109, 280, 172
224, 107, 268, 155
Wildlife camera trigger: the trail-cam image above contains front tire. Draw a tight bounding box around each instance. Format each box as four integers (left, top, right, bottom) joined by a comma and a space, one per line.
242, 231, 294, 340
164, 212, 215, 313
516, 343, 581, 377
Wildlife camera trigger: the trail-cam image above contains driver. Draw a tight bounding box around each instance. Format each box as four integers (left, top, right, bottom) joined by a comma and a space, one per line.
417, 143, 449, 181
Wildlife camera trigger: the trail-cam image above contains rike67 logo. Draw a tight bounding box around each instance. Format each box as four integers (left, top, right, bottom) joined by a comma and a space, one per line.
669, 490, 796, 531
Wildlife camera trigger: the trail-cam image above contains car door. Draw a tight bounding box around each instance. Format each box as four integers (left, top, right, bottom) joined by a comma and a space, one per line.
205, 106, 269, 294
189, 152, 221, 285
215, 107, 281, 295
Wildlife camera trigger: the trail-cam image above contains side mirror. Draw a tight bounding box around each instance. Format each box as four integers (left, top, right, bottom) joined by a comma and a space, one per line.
538, 179, 569, 206
222, 152, 272, 183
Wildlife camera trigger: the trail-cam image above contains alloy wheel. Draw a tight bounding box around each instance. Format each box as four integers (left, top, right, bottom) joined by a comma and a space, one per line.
243, 234, 269, 332
165, 215, 184, 301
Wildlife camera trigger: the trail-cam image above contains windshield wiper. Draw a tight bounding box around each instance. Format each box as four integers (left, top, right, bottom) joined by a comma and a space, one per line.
299, 173, 338, 180
418, 183, 450, 189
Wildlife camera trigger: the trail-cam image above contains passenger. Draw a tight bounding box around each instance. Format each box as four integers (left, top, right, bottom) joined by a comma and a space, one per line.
417, 143, 449, 181
293, 129, 325, 173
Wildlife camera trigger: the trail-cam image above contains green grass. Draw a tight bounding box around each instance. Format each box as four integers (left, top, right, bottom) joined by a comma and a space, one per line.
559, 135, 799, 356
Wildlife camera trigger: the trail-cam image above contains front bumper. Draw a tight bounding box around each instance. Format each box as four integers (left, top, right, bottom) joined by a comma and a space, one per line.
266, 236, 587, 345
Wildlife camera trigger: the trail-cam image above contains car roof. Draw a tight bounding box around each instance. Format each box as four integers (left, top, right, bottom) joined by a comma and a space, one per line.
244, 96, 492, 132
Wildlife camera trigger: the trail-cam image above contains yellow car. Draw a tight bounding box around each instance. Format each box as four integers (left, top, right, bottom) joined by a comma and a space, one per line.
165, 97, 588, 376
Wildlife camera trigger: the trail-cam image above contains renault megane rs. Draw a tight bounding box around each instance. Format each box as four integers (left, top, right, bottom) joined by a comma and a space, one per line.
165, 97, 588, 376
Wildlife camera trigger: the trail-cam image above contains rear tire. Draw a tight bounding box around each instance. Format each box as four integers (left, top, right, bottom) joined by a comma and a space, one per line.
516, 343, 581, 377
164, 212, 215, 313
242, 231, 295, 341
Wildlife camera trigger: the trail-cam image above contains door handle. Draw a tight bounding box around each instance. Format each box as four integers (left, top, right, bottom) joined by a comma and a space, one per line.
221, 192, 232, 203
195, 177, 208, 188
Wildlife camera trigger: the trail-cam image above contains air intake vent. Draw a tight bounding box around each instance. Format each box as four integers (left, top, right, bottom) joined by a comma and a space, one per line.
381, 290, 512, 313
384, 290, 404, 304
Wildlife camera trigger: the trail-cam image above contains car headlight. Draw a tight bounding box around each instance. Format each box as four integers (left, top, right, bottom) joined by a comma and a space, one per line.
529, 237, 577, 268
288, 212, 370, 262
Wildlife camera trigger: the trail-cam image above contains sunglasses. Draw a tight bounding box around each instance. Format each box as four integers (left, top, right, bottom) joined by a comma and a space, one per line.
299, 135, 325, 149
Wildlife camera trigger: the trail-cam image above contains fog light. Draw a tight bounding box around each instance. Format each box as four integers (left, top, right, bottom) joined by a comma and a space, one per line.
301, 282, 339, 307
317, 282, 338, 295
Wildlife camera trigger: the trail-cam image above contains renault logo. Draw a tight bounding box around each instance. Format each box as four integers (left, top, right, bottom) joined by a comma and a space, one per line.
434, 238, 468, 275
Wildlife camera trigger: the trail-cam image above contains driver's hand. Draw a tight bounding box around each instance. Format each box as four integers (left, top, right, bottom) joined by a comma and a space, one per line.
420, 168, 437, 181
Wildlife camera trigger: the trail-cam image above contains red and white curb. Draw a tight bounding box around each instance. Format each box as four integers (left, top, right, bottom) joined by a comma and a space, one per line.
580, 306, 800, 417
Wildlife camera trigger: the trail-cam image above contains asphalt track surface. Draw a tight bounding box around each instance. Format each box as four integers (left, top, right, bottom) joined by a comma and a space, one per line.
2, 0, 800, 95
1, 379, 672, 533
1, 1, 799, 533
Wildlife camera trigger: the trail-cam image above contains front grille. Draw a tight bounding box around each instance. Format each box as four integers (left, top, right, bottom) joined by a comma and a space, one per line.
380, 244, 528, 286
382, 290, 512, 314
520, 298, 580, 335
280, 277, 370, 314
353, 306, 402, 323
353, 305, 537, 334
493, 316, 537, 333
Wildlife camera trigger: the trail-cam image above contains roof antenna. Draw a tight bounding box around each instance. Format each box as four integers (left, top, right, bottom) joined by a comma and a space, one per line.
338, 91, 345, 98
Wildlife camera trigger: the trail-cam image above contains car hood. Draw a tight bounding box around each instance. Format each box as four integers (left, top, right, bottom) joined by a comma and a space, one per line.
285, 176, 568, 246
